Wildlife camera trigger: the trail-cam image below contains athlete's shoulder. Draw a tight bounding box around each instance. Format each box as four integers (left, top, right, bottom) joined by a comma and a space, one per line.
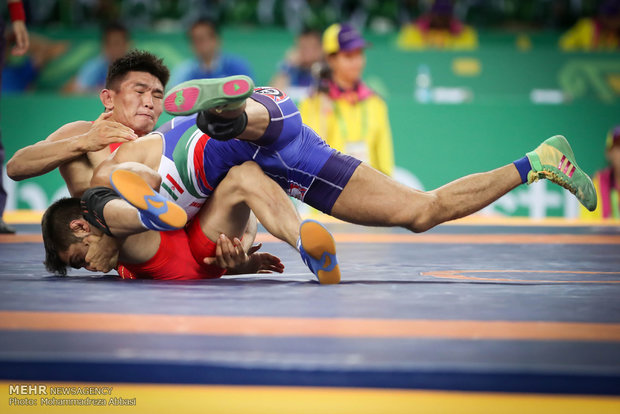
46, 120, 92, 142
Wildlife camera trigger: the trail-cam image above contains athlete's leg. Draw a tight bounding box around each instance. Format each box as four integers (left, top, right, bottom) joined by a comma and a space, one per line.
164, 77, 300, 145
198, 99, 270, 142
197, 161, 301, 247
332, 135, 597, 231
331, 163, 521, 232
197, 161, 341, 284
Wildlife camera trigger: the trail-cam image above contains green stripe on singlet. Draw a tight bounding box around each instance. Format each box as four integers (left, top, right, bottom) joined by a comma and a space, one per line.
172, 124, 203, 198
160, 182, 178, 201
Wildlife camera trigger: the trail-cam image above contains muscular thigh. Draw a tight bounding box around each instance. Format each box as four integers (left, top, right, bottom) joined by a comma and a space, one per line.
330, 163, 429, 226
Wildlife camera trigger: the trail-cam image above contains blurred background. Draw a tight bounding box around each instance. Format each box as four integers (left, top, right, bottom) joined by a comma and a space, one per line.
1, 0, 619, 220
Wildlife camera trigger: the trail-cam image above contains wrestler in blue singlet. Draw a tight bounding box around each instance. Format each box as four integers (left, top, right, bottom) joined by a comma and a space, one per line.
155, 87, 361, 214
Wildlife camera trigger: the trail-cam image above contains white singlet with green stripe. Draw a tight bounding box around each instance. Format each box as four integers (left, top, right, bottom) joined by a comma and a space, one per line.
152, 115, 212, 221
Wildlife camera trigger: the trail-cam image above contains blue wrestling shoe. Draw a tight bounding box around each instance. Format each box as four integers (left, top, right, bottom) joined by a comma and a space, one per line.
164, 75, 254, 116
298, 219, 340, 285
110, 169, 187, 231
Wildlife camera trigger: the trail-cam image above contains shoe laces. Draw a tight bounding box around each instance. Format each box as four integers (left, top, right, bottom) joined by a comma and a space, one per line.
534, 169, 576, 195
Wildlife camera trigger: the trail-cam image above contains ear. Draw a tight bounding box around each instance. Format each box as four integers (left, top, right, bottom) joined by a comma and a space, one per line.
69, 218, 91, 236
100, 89, 114, 111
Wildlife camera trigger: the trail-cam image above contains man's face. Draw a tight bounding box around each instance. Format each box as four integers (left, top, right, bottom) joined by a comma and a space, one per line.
108, 71, 164, 136
104, 30, 130, 62
608, 144, 620, 172
297, 34, 323, 68
59, 239, 95, 272
190, 24, 219, 61
329, 48, 366, 85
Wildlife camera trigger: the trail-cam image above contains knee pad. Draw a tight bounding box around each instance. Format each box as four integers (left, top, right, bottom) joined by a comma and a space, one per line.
196, 110, 248, 141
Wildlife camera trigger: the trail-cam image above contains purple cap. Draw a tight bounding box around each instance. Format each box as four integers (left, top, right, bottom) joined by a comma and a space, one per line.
606, 126, 620, 149
431, 0, 454, 16
323, 23, 366, 54
599, 0, 620, 16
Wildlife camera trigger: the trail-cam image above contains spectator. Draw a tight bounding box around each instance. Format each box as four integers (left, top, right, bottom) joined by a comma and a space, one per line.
63, 22, 130, 94
581, 126, 620, 220
169, 18, 253, 86
1, 0, 29, 234
560, 0, 620, 50
270, 28, 323, 102
397, 0, 477, 50
298, 23, 394, 177
2, 33, 68, 93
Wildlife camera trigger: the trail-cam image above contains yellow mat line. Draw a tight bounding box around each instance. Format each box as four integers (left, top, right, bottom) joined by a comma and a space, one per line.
1, 382, 619, 414
2, 311, 620, 342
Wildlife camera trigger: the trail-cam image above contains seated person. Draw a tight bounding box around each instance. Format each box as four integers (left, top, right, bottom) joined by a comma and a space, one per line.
169, 18, 254, 86
63, 22, 130, 94
270, 28, 323, 102
560, 0, 620, 51
397, 0, 478, 50
2, 32, 68, 93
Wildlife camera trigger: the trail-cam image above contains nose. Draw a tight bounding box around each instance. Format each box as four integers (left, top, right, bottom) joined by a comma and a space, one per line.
143, 92, 154, 109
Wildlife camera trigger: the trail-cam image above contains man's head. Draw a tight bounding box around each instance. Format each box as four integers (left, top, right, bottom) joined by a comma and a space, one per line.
189, 18, 220, 62
296, 29, 323, 69
606, 126, 620, 172
102, 22, 130, 62
42, 198, 97, 276
101, 50, 170, 136
323, 23, 366, 86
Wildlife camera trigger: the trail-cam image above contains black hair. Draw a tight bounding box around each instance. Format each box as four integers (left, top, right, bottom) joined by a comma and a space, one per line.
105, 49, 170, 91
299, 27, 321, 39
102, 21, 129, 40
41, 197, 83, 276
189, 17, 220, 36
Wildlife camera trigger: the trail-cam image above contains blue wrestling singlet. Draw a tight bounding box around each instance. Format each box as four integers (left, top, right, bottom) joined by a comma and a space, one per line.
153, 87, 361, 216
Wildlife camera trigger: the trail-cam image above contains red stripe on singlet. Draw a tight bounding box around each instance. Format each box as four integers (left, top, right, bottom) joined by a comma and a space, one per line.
194, 134, 213, 191
166, 174, 185, 194
109, 142, 123, 152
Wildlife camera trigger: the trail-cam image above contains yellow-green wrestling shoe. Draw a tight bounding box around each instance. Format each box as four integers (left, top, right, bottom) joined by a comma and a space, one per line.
526, 135, 597, 211
164, 75, 254, 116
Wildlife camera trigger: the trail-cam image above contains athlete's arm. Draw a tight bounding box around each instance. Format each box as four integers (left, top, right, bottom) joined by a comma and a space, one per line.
90, 133, 163, 188
6, 112, 137, 181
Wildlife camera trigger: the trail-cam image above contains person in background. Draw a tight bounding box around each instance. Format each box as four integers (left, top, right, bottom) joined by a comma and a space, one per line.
169, 18, 253, 86
63, 22, 130, 94
581, 126, 620, 220
560, 0, 620, 50
270, 28, 323, 102
397, 0, 477, 50
1, 0, 29, 233
298, 23, 394, 177
2, 33, 68, 93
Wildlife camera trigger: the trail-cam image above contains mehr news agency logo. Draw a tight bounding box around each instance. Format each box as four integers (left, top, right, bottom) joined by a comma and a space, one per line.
8, 383, 136, 407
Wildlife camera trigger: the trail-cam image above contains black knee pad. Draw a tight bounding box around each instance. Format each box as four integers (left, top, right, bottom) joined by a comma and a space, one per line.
196, 110, 248, 141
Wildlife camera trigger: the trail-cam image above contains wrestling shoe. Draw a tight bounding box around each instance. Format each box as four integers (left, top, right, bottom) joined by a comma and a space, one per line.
526, 135, 597, 211
164, 75, 254, 116
110, 169, 188, 231
298, 219, 340, 285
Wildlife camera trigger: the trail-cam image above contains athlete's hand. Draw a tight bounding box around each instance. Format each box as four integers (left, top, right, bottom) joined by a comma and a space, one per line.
81, 111, 138, 152
11, 20, 29, 56
244, 252, 285, 274
84, 234, 120, 273
204, 234, 250, 270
